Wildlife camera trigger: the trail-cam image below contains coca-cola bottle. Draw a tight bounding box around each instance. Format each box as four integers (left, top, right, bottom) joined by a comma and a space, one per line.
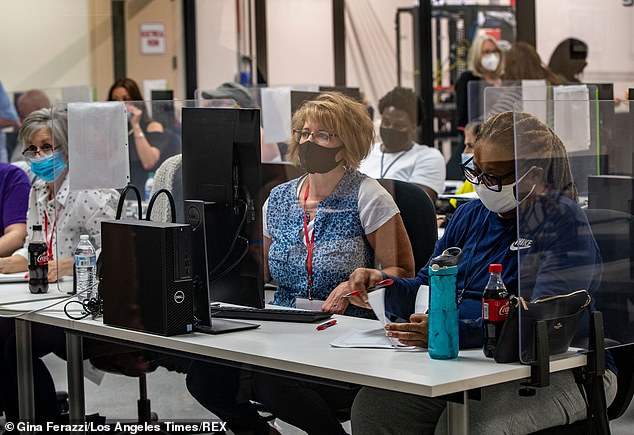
482, 263, 509, 358
28, 224, 48, 294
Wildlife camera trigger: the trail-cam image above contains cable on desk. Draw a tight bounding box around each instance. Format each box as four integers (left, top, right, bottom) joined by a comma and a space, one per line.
63, 281, 102, 320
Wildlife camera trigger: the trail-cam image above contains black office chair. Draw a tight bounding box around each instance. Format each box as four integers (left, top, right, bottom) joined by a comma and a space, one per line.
582, 208, 634, 343
378, 178, 438, 271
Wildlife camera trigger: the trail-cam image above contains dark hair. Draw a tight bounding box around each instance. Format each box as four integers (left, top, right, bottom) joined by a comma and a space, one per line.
548, 38, 588, 83
378, 87, 420, 126
107, 78, 150, 123
503, 42, 563, 85
477, 111, 578, 201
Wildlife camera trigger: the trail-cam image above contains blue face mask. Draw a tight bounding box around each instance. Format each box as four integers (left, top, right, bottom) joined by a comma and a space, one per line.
461, 153, 474, 169
30, 151, 67, 182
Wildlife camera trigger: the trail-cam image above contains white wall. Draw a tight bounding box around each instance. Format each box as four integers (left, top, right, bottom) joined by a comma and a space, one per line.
266, 0, 333, 86
0, 1, 91, 92
195, 0, 239, 93
536, 0, 634, 99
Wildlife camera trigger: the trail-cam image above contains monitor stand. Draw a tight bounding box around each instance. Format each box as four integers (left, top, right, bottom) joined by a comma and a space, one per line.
194, 319, 260, 335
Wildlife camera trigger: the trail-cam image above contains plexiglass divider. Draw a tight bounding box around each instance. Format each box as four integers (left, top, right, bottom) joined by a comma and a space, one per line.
512, 97, 634, 365
47, 97, 298, 295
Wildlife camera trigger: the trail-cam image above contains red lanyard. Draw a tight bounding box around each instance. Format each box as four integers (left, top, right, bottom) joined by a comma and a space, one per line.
302, 179, 315, 300
43, 206, 61, 261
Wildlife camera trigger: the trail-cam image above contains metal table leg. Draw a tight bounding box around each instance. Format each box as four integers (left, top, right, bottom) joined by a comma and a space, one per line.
447, 390, 469, 435
16, 318, 35, 428
66, 332, 85, 431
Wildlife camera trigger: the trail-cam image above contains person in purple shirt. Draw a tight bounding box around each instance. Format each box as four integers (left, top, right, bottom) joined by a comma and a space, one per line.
0, 162, 29, 257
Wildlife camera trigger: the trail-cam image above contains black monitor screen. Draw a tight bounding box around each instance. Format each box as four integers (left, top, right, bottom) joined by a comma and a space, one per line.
181, 107, 264, 326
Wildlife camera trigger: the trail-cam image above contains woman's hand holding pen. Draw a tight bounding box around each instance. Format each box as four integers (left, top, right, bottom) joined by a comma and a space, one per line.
322, 281, 351, 314
347, 268, 383, 308
385, 313, 429, 348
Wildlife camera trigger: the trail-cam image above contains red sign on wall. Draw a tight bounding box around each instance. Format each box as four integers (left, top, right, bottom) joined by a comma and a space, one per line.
140, 23, 165, 55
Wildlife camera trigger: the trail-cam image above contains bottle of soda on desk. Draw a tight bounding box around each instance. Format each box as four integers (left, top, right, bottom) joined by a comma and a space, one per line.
73, 235, 97, 302
482, 263, 510, 358
28, 224, 48, 294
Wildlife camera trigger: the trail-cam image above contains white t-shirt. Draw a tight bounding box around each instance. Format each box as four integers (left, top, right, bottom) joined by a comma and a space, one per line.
263, 175, 399, 239
359, 142, 446, 195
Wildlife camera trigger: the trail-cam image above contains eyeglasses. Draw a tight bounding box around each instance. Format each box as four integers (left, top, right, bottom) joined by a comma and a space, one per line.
460, 156, 515, 192
293, 129, 337, 146
22, 144, 54, 159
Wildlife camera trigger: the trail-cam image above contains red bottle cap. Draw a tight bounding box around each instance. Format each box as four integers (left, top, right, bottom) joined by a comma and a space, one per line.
489, 263, 502, 273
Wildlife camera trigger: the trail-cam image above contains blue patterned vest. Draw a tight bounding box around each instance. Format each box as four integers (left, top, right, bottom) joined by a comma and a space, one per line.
267, 170, 375, 318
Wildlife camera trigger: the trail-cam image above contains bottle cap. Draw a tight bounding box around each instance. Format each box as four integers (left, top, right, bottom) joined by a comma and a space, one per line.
489, 263, 502, 273
430, 247, 462, 267
80, 234, 90, 240
32, 224, 42, 231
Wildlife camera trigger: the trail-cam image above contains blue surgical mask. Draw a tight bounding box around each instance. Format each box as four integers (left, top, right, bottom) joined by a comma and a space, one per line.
461, 153, 474, 169
30, 151, 67, 182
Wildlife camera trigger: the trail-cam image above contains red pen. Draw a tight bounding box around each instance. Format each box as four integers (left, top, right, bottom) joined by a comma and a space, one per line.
316, 319, 337, 331
343, 278, 394, 298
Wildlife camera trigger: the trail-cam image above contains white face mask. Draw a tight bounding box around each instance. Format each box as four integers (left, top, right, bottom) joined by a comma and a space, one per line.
481, 53, 500, 72
475, 168, 536, 214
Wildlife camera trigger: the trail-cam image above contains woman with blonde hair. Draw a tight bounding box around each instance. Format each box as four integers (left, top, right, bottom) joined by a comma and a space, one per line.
455, 34, 506, 129
187, 92, 415, 435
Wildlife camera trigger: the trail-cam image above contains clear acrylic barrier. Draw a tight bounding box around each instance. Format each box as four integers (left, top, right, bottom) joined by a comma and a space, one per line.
46, 99, 297, 294
513, 98, 634, 364
486, 84, 600, 196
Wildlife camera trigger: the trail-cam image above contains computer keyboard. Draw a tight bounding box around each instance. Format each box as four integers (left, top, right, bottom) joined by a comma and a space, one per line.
210, 305, 332, 323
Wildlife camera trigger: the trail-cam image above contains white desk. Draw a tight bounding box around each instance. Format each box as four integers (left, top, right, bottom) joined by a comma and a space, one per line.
3, 293, 588, 435
0, 282, 71, 430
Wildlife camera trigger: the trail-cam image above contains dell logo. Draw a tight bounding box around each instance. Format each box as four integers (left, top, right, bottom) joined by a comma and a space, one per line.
174, 291, 185, 304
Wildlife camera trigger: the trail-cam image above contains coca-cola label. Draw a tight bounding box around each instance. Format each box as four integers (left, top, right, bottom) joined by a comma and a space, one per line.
36, 252, 49, 266
482, 298, 509, 322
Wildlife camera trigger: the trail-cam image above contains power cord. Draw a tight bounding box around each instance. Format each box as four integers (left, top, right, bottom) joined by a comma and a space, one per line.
63, 281, 102, 320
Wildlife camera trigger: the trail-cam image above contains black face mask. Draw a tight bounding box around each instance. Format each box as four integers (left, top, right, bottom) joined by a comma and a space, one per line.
299, 141, 344, 174
380, 127, 411, 152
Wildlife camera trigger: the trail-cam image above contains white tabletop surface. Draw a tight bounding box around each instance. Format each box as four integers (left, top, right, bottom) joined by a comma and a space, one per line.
0, 281, 72, 310
0, 285, 587, 399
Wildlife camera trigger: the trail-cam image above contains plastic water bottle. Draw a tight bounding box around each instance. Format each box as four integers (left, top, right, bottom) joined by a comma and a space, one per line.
428, 247, 462, 360
74, 235, 97, 302
145, 172, 155, 202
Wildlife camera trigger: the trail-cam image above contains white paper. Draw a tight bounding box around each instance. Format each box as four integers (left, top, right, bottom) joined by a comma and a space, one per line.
295, 297, 325, 311
367, 288, 400, 347
415, 285, 430, 314
261, 87, 291, 144
330, 328, 395, 349
553, 85, 591, 153
67, 102, 130, 190
0, 272, 28, 283
521, 79, 548, 124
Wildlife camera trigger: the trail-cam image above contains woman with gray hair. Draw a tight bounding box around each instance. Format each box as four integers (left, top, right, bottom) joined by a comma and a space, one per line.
0, 107, 118, 424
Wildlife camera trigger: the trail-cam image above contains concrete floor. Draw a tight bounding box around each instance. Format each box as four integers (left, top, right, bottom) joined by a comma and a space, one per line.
42, 353, 632, 435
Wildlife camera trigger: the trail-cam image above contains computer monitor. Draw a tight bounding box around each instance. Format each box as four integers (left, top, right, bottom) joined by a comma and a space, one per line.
318, 86, 361, 102
290, 90, 319, 114
181, 107, 264, 332
151, 89, 175, 132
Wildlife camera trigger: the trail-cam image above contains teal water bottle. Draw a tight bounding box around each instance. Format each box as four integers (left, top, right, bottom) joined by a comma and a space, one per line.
428, 247, 462, 360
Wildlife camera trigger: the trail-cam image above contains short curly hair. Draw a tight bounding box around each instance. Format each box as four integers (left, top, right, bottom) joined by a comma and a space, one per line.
287, 92, 374, 170
378, 87, 419, 126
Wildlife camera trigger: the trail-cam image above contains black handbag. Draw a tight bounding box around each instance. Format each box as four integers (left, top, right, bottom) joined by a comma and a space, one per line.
493, 289, 591, 363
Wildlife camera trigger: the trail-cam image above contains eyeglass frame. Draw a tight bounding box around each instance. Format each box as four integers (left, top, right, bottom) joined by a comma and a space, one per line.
22, 144, 55, 159
292, 129, 338, 146
460, 155, 515, 192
